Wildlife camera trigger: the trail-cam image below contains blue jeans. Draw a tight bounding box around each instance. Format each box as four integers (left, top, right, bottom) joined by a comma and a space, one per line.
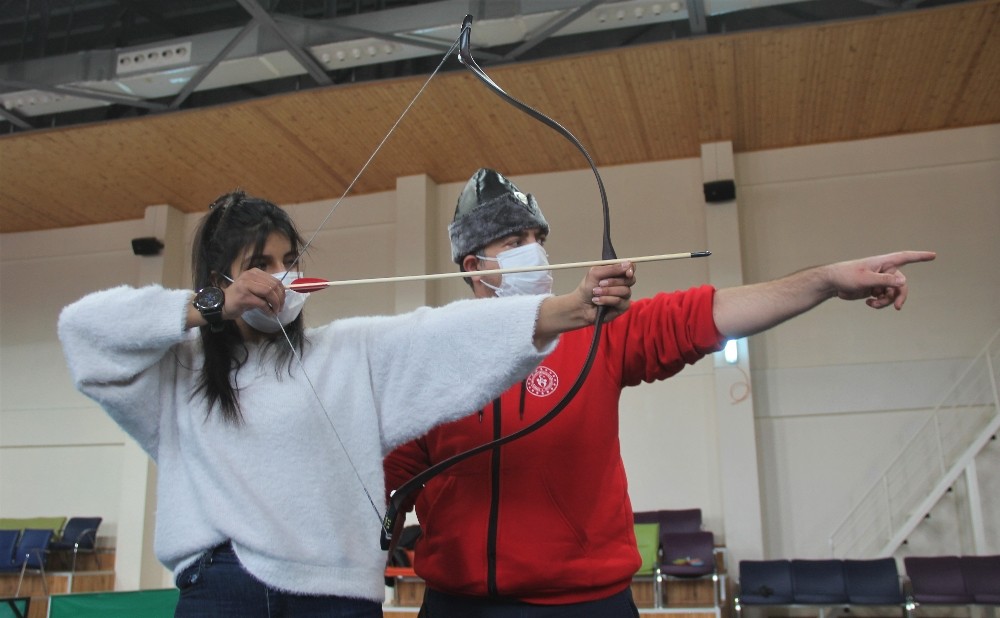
174, 542, 381, 617
418, 586, 640, 618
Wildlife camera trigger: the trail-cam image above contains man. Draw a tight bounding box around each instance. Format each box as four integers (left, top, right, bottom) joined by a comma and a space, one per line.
383, 168, 935, 616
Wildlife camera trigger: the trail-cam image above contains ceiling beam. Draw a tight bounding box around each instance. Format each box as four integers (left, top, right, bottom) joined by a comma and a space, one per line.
502, 0, 605, 61
0, 78, 168, 110
169, 20, 259, 109
235, 0, 332, 86
0, 105, 32, 129
686, 0, 708, 35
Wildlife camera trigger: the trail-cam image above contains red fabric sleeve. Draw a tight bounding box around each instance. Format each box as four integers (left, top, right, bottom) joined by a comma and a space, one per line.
605, 285, 724, 387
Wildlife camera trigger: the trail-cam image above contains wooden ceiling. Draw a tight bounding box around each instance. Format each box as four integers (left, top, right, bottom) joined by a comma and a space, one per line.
1, 0, 998, 234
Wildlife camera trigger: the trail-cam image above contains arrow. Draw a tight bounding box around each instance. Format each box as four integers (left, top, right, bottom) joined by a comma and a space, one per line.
289, 251, 710, 292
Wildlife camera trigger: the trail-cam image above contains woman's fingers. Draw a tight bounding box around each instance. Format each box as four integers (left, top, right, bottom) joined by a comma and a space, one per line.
225, 269, 285, 317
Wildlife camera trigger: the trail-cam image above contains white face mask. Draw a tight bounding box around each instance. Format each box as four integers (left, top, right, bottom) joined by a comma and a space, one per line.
477, 243, 553, 297
240, 271, 310, 333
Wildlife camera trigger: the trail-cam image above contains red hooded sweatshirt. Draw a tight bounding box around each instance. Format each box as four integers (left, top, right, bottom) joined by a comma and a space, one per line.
383, 286, 723, 604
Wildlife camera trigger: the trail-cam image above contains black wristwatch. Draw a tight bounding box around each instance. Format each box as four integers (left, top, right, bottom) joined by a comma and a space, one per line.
193, 286, 226, 332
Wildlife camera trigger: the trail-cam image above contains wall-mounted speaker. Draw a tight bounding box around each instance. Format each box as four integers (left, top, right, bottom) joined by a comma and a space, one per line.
703, 179, 736, 203
131, 237, 164, 256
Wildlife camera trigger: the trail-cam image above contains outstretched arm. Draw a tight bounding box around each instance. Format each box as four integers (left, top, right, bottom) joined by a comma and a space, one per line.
713, 251, 936, 339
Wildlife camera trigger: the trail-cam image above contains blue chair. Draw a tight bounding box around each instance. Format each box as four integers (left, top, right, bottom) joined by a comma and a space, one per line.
4, 529, 54, 596
735, 560, 794, 617
0, 529, 19, 568
791, 559, 848, 604
844, 558, 904, 605
49, 516, 102, 572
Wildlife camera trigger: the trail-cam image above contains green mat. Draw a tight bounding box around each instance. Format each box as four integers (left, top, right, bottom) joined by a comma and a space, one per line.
0, 517, 66, 535
634, 522, 660, 575
0, 597, 30, 618
48, 589, 179, 618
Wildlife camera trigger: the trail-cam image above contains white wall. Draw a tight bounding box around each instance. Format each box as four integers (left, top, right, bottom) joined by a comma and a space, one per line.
1, 124, 997, 587
1, 220, 145, 534
736, 125, 1000, 558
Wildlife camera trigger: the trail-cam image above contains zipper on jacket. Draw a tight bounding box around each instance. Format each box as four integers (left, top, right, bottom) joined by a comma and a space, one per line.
486, 397, 502, 596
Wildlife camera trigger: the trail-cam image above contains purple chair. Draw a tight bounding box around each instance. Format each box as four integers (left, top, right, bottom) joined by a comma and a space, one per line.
633, 510, 661, 525
633, 508, 704, 576
660, 509, 703, 534
659, 531, 721, 607
633, 508, 703, 533
960, 555, 1000, 604
660, 531, 716, 578
791, 559, 848, 604
904, 556, 972, 604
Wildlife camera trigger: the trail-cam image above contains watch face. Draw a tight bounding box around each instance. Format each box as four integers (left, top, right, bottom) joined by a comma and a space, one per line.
195, 287, 224, 310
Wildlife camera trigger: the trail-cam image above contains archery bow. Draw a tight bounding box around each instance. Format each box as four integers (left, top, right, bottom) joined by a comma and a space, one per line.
379, 14, 632, 550
268, 14, 707, 550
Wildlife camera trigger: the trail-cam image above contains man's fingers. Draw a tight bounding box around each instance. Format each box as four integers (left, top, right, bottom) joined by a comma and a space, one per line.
892, 284, 908, 310
891, 250, 937, 266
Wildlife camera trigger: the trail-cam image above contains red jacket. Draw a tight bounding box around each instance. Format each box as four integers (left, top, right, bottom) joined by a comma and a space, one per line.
383, 286, 723, 604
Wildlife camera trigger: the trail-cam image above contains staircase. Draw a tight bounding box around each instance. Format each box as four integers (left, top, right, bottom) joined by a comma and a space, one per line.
828, 327, 1000, 559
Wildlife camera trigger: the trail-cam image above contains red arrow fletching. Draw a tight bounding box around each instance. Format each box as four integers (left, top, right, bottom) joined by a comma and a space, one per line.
289, 277, 329, 293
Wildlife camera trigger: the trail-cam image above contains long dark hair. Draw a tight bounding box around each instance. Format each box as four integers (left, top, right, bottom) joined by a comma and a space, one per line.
191, 190, 307, 424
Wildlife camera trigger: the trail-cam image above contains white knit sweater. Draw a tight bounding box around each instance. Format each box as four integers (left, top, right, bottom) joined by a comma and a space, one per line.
58, 285, 553, 602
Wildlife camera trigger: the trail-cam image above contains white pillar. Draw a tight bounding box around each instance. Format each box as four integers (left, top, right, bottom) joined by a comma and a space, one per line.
115, 204, 185, 590
394, 174, 438, 312
701, 142, 765, 567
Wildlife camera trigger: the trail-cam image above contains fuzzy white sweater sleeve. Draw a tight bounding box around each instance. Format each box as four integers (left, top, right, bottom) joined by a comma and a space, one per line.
58, 285, 195, 459
58, 284, 555, 601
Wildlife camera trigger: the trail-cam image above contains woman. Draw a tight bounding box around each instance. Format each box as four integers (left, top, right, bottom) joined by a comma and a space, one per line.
58, 191, 635, 617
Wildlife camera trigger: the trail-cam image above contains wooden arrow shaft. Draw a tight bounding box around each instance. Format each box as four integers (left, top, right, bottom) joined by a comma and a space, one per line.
288, 251, 710, 290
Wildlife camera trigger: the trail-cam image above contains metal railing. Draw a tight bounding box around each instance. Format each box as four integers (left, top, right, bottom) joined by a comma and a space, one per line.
829, 327, 1000, 558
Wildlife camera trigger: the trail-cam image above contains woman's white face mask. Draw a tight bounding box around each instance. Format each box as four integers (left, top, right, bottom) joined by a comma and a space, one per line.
240, 271, 310, 333
476, 243, 553, 297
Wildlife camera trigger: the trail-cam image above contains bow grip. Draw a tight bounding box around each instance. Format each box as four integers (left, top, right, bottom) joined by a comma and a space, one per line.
379, 499, 400, 550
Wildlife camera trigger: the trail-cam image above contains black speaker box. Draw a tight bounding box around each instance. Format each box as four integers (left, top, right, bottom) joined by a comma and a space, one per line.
131, 237, 164, 256
703, 179, 736, 203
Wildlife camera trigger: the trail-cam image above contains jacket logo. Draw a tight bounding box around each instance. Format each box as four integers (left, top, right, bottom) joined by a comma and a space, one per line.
525, 366, 559, 397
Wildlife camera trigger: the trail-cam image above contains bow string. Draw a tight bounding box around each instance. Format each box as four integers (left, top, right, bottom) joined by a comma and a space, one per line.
272, 27, 466, 537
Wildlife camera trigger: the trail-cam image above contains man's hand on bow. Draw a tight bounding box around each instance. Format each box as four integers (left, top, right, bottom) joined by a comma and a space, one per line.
534, 261, 636, 349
